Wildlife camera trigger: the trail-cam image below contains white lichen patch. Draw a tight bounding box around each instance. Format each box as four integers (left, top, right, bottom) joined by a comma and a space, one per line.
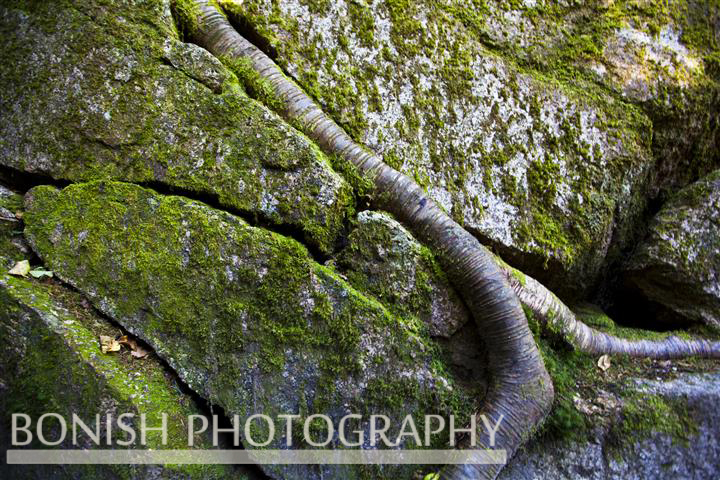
603, 25, 703, 101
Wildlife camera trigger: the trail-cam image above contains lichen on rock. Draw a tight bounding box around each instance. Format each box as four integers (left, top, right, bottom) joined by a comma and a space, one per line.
219, 0, 657, 299
451, 0, 720, 198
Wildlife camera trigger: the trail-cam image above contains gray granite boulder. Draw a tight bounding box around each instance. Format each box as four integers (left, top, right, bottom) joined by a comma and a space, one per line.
219, 0, 658, 298
500, 373, 720, 480
625, 170, 720, 329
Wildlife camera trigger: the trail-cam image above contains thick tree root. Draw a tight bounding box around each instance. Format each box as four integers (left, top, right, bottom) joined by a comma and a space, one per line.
498, 261, 720, 358
183, 1, 553, 479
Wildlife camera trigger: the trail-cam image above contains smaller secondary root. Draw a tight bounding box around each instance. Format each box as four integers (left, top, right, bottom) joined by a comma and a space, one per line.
499, 261, 720, 359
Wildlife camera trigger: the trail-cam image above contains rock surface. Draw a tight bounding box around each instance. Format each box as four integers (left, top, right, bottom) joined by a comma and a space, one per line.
0, 0, 352, 253
221, 0, 661, 298
0, 271, 242, 479
337, 210, 470, 338
23, 181, 482, 480
500, 373, 720, 480
336, 210, 486, 389
466, 0, 720, 197
625, 169, 720, 329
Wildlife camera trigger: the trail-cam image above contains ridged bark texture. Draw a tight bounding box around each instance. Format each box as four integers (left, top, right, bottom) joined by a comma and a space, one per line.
500, 265, 720, 358
186, 2, 553, 479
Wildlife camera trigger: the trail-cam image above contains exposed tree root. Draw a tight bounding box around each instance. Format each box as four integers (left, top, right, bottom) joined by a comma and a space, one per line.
181, 1, 553, 478
175, 2, 720, 478
497, 259, 720, 359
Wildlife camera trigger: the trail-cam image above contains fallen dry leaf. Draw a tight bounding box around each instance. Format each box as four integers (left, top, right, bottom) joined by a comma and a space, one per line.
100, 335, 121, 354
131, 346, 150, 359
118, 335, 137, 350
9, 260, 31, 277
597, 354, 611, 372
118, 335, 149, 358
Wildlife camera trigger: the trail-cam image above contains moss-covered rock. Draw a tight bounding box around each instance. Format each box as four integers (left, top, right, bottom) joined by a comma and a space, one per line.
0, 271, 243, 479
335, 211, 487, 391
624, 169, 720, 329
506, 302, 720, 478
218, 0, 656, 298
23, 181, 481, 480
0, 0, 352, 254
499, 372, 720, 480
336, 210, 469, 337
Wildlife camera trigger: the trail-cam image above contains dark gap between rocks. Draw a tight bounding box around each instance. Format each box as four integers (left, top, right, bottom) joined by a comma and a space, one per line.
607, 279, 698, 333
591, 189, 674, 330
138, 180, 332, 263
0, 164, 332, 264
0, 164, 71, 192
468, 221, 692, 335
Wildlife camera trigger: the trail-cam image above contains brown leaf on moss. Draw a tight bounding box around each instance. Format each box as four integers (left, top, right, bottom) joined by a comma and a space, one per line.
119, 335, 149, 358
118, 335, 137, 350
